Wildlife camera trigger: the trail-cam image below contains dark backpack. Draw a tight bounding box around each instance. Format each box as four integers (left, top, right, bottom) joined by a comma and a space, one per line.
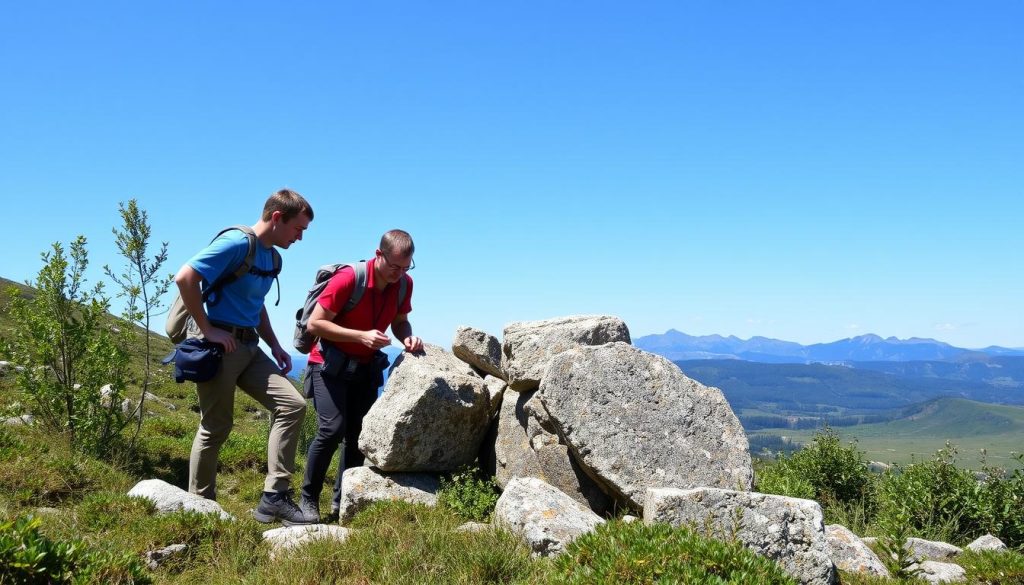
292, 261, 408, 354
165, 225, 282, 344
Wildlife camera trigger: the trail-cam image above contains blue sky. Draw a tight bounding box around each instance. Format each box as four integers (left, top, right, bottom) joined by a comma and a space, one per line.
2, 2, 1021, 349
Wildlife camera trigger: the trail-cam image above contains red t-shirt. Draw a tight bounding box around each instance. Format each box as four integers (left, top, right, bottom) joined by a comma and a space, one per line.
308, 258, 413, 364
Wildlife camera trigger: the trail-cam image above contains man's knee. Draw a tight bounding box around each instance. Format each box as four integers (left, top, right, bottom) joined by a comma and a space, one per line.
276, 392, 306, 421
197, 420, 233, 445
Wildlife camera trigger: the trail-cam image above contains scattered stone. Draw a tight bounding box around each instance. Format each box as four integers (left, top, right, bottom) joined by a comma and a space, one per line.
262, 525, 350, 558
644, 487, 836, 585
0, 361, 10, 375
4, 414, 34, 426
906, 537, 962, 561
127, 479, 233, 520
911, 560, 967, 584
145, 543, 187, 570
456, 521, 491, 533
502, 315, 631, 391
337, 466, 440, 524
867, 461, 891, 473
621, 515, 639, 524
861, 536, 878, 547
966, 534, 1007, 552
541, 343, 752, 508
825, 524, 890, 577
494, 477, 604, 557
360, 344, 490, 472
452, 326, 504, 379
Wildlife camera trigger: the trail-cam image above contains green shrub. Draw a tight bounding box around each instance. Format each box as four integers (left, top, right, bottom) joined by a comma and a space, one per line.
143, 416, 192, 439
437, 465, 501, 522
756, 427, 872, 509
553, 520, 797, 584
0, 425, 26, 459
76, 493, 155, 532
0, 515, 150, 585
873, 442, 1024, 546
263, 500, 543, 584
959, 548, 1024, 585
218, 433, 265, 472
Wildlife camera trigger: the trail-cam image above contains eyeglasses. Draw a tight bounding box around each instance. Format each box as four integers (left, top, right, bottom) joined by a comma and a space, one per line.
381, 252, 415, 272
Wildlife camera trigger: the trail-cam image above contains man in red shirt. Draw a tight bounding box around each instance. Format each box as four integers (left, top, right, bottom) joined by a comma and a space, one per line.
299, 229, 424, 522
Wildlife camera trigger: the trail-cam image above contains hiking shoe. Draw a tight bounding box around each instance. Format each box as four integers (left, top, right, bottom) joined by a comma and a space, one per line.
299, 495, 321, 524
252, 490, 317, 526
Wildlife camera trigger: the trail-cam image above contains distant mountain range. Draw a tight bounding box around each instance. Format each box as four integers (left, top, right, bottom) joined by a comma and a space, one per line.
635, 330, 1024, 363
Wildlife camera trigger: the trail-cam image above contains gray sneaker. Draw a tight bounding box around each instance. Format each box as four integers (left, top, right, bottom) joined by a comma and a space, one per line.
253, 490, 317, 526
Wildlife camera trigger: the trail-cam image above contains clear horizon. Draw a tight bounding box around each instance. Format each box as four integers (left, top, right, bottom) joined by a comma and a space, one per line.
3, 2, 1021, 349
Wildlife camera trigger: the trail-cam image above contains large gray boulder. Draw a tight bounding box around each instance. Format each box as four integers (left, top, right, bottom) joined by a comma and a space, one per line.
494, 477, 604, 557
644, 487, 836, 585
492, 389, 545, 488
452, 325, 504, 379
540, 343, 752, 508
490, 389, 612, 514
502, 315, 631, 391
338, 466, 440, 524
825, 524, 889, 577
359, 344, 490, 472
127, 479, 232, 520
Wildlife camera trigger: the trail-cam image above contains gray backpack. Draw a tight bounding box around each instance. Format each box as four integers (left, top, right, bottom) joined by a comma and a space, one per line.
165, 225, 281, 344
292, 261, 408, 354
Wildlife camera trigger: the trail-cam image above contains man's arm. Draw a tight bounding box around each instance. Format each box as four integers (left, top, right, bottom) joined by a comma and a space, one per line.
390, 313, 422, 352
308, 303, 390, 349
258, 305, 291, 374
173, 264, 237, 353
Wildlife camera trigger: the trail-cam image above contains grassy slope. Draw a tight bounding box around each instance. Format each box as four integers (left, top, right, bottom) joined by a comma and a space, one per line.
753, 397, 1024, 470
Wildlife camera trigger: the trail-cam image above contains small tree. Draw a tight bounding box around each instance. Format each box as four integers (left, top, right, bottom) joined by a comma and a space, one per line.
1, 236, 131, 457
104, 199, 172, 445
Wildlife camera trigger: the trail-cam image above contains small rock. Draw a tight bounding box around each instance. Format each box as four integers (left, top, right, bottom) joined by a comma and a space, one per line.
338, 466, 439, 524
262, 525, 350, 558
493, 477, 604, 557
456, 521, 490, 533
906, 537, 962, 561
911, 560, 967, 584
826, 524, 890, 577
452, 326, 505, 379
127, 479, 233, 520
4, 414, 34, 426
965, 534, 1006, 552
145, 543, 187, 570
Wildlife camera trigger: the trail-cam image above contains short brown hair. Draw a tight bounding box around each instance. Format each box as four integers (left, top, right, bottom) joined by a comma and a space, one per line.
262, 189, 314, 222
380, 229, 414, 256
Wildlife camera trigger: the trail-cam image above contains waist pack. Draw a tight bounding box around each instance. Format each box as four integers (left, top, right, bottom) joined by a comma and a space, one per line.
162, 338, 225, 383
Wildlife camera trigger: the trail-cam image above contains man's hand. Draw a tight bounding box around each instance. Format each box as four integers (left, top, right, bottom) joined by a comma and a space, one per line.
271, 343, 292, 375
361, 329, 391, 350
403, 335, 423, 353
204, 327, 237, 353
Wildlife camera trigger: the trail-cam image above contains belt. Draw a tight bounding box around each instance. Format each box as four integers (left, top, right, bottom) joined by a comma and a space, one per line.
211, 322, 260, 344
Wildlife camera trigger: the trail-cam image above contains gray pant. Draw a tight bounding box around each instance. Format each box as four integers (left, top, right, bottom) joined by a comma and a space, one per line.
187, 336, 306, 499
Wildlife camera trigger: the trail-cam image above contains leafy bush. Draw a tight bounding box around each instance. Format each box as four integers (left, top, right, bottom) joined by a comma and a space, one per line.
873, 443, 1023, 546
1, 236, 133, 458
0, 515, 150, 585
437, 465, 501, 522
553, 520, 797, 584
755, 427, 872, 507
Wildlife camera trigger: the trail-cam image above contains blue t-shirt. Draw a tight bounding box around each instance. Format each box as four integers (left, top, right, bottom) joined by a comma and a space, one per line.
187, 229, 278, 327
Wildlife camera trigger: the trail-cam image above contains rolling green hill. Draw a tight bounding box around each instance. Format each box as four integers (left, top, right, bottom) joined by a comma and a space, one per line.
750, 397, 1024, 470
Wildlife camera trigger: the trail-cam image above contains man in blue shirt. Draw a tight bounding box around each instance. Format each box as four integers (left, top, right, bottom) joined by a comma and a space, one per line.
174, 189, 315, 525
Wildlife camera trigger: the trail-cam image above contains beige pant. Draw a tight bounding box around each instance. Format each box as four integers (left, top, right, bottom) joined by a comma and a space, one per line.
188, 339, 306, 499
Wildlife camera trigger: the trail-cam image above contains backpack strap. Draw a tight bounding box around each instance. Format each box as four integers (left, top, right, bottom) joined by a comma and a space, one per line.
343, 261, 369, 313
202, 225, 262, 307
396, 274, 409, 313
